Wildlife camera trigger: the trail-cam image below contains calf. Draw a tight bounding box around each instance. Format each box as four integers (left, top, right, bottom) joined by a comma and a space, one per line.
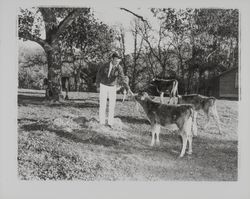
150, 78, 178, 104
134, 92, 197, 158
177, 94, 221, 134
116, 76, 129, 102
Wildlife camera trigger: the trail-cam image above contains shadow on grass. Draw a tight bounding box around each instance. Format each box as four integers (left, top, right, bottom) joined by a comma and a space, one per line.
19, 119, 238, 180
18, 90, 45, 95
19, 120, 123, 147
21, 123, 48, 131
18, 118, 39, 123
18, 94, 45, 106
18, 94, 99, 108
48, 102, 99, 109
67, 96, 98, 101
118, 115, 150, 125
72, 116, 100, 128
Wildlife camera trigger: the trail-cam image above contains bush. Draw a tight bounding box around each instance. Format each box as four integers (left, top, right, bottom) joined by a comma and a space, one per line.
18, 65, 47, 90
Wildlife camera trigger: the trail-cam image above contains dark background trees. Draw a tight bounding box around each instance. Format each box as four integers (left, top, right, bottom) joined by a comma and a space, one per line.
18, 7, 239, 97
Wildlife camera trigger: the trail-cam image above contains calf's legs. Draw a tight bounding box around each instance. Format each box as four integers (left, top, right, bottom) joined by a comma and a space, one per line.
204, 106, 221, 134
149, 117, 194, 157
211, 106, 222, 134
180, 134, 188, 157
179, 116, 193, 157
187, 135, 193, 155
192, 111, 198, 136
150, 124, 161, 146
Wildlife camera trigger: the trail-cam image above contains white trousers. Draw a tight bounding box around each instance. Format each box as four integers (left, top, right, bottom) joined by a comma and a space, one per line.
99, 83, 117, 125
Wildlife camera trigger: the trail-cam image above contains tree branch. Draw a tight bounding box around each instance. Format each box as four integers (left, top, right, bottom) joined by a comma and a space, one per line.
120, 8, 151, 28
135, 37, 144, 60
19, 32, 47, 48
144, 37, 162, 64
206, 49, 217, 62
39, 8, 82, 44
39, 8, 57, 40
54, 9, 82, 42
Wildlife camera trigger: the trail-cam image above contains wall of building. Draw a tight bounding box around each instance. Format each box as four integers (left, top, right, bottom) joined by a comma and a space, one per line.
219, 69, 238, 98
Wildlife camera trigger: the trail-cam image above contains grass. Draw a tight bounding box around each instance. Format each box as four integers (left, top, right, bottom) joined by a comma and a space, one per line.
18, 89, 238, 181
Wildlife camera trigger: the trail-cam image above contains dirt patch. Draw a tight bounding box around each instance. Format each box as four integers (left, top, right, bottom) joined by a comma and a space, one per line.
52, 117, 80, 132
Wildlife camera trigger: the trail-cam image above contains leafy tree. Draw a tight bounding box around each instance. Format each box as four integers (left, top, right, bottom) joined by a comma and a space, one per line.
152, 8, 239, 93
19, 7, 89, 101
19, 7, 116, 98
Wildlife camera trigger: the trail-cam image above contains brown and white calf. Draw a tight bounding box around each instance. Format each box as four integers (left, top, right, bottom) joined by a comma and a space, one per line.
116, 76, 129, 102
177, 94, 221, 134
134, 92, 197, 157
150, 78, 179, 104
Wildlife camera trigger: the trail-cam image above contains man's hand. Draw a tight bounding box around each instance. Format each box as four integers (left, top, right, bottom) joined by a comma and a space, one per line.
128, 88, 134, 98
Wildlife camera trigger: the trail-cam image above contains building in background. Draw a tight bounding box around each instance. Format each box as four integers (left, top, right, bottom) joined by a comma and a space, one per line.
210, 67, 239, 99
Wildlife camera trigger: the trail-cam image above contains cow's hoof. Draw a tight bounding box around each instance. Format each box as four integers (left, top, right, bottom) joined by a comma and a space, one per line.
179, 154, 185, 158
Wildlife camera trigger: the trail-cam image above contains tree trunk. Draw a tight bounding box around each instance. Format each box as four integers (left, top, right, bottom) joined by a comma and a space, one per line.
161, 64, 166, 78
196, 69, 203, 94
74, 75, 78, 91
74, 73, 80, 92
179, 55, 184, 79
131, 64, 136, 91
187, 70, 192, 94
45, 44, 64, 101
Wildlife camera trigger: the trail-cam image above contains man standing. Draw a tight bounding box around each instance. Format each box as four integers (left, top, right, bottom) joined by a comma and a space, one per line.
96, 52, 131, 127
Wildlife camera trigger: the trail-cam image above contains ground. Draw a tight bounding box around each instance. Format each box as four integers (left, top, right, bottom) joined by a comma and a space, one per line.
18, 89, 238, 181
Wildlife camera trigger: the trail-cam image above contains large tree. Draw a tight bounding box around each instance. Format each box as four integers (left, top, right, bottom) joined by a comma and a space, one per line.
18, 7, 88, 101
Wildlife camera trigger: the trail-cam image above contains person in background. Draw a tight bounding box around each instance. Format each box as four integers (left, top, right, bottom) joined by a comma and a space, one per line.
96, 52, 131, 128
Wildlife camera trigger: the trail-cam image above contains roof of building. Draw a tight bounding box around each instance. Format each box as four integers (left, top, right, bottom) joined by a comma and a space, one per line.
217, 67, 238, 77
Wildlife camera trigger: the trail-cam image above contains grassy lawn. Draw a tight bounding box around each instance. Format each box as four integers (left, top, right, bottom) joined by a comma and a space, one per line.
18, 89, 238, 181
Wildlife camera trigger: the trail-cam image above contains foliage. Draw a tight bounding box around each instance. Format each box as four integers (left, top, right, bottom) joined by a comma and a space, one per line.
18, 7, 239, 95
60, 10, 114, 64
147, 8, 239, 93
18, 7, 115, 92
18, 65, 46, 90
18, 43, 47, 89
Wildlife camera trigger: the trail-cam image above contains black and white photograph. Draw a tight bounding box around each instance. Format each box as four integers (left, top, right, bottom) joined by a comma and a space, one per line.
1, 0, 250, 198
